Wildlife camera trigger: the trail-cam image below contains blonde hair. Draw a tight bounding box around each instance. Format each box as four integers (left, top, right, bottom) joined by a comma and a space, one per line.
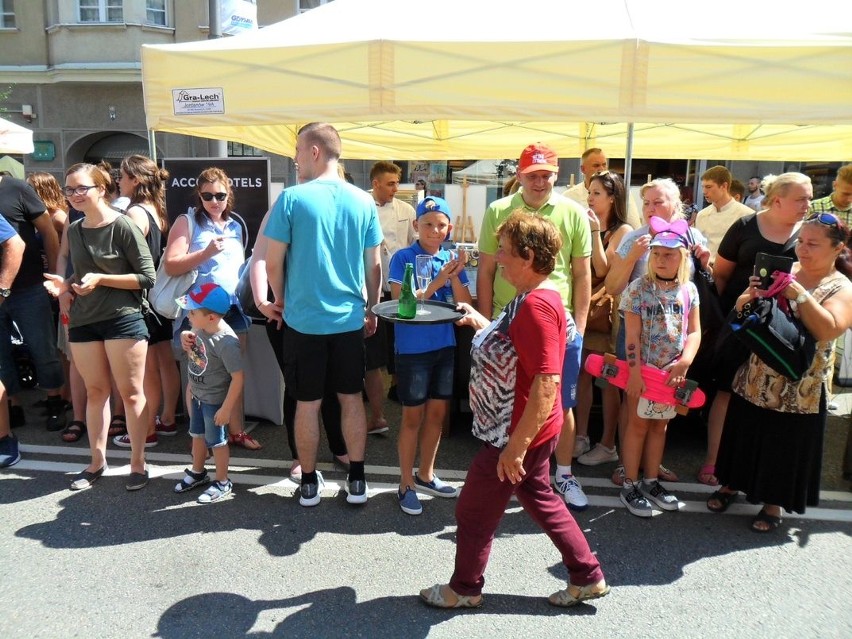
644, 245, 690, 285
640, 178, 684, 219
761, 172, 811, 210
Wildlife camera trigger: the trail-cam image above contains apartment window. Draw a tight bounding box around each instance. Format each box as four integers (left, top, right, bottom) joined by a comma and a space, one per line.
78, 0, 123, 23
228, 142, 263, 158
145, 0, 166, 26
1, 0, 15, 29
299, 0, 334, 13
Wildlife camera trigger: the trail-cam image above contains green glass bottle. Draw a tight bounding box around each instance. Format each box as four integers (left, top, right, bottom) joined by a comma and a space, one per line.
398, 263, 417, 319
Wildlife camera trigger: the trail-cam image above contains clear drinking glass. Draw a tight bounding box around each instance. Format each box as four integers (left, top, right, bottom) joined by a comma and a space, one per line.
415, 254, 432, 316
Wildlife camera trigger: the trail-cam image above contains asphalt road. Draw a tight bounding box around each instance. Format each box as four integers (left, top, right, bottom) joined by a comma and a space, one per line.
2, 388, 851, 638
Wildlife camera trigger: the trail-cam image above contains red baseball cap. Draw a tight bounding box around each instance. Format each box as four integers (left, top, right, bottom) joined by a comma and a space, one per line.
518, 143, 559, 174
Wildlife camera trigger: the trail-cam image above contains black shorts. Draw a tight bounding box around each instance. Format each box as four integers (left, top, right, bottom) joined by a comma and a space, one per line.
144, 310, 173, 345
283, 326, 365, 401
364, 319, 388, 371
69, 312, 149, 343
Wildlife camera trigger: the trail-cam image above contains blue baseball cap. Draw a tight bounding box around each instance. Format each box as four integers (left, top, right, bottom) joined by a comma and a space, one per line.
177, 282, 231, 315
416, 196, 452, 221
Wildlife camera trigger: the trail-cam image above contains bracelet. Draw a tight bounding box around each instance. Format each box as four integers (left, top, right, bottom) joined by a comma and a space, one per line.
591, 229, 601, 233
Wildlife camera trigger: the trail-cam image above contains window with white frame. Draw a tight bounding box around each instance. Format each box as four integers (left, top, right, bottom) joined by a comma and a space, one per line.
145, 0, 166, 26
1, 0, 15, 28
78, 0, 123, 23
299, 0, 334, 13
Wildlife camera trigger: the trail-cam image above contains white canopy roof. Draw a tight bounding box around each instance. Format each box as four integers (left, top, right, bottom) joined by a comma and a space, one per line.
0, 118, 34, 155
141, 0, 852, 160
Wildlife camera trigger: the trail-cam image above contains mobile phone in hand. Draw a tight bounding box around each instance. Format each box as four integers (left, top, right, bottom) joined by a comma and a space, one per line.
753, 252, 794, 289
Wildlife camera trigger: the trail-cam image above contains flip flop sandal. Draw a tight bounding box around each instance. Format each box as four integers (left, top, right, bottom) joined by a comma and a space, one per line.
107, 415, 127, 437
750, 508, 783, 533
697, 464, 719, 486
61, 420, 86, 443
419, 584, 483, 609
706, 489, 738, 513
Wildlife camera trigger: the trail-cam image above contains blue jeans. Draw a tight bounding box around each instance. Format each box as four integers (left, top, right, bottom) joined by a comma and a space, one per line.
188, 396, 228, 448
395, 347, 455, 406
561, 330, 582, 409
0, 284, 64, 395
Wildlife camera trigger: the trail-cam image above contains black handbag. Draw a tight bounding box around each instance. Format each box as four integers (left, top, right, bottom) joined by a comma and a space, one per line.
728, 296, 816, 381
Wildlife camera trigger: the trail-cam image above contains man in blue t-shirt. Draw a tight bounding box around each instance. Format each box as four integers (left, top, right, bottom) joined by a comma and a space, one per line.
265, 122, 383, 508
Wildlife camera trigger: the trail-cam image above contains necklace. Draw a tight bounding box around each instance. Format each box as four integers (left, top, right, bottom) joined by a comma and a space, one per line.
655, 274, 677, 282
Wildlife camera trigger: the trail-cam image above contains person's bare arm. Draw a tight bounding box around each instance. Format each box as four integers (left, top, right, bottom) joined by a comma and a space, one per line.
0, 234, 25, 289
571, 255, 591, 335
712, 255, 736, 296
476, 252, 497, 318
363, 245, 382, 337
32, 212, 59, 273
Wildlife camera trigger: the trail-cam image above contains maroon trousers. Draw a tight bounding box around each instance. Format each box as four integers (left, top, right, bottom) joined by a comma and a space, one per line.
449, 438, 605, 596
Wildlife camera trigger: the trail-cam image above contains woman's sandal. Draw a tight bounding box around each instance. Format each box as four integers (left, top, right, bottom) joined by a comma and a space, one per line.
697, 464, 719, 486
107, 415, 127, 437
419, 584, 482, 609
750, 508, 783, 533
229, 431, 262, 450
706, 489, 738, 513
61, 420, 86, 443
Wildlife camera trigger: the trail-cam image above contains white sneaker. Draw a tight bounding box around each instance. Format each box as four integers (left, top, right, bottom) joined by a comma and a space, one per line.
572, 435, 590, 458
577, 443, 619, 466
554, 474, 589, 511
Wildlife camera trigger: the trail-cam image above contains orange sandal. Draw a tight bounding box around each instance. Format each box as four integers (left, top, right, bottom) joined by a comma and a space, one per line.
229, 430, 262, 450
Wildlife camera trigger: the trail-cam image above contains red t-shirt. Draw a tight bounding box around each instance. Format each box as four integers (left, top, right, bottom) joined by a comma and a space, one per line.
469, 287, 565, 449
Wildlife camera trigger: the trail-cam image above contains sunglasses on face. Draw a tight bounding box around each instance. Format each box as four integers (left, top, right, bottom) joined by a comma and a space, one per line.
200, 192, 228, 202
64, 185, 97, 197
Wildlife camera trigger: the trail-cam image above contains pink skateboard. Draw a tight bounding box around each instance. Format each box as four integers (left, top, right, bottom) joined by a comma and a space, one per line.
584, 353, 706, 415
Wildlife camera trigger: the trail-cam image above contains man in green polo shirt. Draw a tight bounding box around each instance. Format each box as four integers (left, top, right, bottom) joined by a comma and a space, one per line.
477, 142, 592, 511
810, 164, 852, 225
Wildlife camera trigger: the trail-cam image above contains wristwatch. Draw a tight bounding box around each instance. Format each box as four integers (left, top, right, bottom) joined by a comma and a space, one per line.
794, 290, 810, 305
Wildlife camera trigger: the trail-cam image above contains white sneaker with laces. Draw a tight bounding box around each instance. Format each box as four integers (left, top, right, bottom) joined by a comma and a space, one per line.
578, 443, 619, 466
572, 435, 590, 458
554, 474, 589, 511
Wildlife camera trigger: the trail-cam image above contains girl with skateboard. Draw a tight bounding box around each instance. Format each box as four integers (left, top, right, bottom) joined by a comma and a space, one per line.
618, 219, 701, 517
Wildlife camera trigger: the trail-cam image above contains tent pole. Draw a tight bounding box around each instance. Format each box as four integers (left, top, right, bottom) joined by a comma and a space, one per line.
624, 122, 634, 210
148, 129, 157, 162
207, 0, 228, 158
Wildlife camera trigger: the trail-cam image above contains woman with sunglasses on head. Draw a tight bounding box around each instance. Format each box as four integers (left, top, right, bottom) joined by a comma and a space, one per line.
574, 171, 632, 468
707, 212, 852, 532
698, 173, 810, 487
116, 155, 181, 447
163, 167, 261, 450
43, 164, 156, 491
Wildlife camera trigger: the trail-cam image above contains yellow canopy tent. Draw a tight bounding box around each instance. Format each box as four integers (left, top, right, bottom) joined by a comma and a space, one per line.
141, 0, 852, 161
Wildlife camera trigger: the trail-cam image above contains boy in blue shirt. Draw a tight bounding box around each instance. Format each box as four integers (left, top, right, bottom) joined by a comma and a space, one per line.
388, 196, 472, 515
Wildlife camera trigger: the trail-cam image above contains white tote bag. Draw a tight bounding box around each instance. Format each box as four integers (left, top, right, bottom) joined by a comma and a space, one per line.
148, 213, 197, 319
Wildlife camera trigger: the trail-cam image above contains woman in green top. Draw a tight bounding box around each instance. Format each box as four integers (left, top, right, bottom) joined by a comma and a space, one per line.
44, 163, 156, 492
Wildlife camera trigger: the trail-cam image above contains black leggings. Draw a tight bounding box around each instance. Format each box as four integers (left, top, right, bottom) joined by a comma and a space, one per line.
265, 321, 347, 459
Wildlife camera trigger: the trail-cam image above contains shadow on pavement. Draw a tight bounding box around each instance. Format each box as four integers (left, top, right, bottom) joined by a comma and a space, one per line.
154, 587, 597, 639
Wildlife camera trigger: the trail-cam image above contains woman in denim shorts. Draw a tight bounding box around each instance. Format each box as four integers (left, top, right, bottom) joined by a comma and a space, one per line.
44, 163, 155, 492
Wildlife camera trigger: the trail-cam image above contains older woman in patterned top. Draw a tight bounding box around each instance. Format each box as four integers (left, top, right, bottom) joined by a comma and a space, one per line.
419, 211, 609, 609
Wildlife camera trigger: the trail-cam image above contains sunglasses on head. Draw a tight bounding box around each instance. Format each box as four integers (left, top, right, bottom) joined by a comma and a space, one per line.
200, 192, 228, 202
807, 212, 840, 227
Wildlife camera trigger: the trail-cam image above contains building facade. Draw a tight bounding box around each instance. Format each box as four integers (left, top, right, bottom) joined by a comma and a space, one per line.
0, 0, 355, 186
